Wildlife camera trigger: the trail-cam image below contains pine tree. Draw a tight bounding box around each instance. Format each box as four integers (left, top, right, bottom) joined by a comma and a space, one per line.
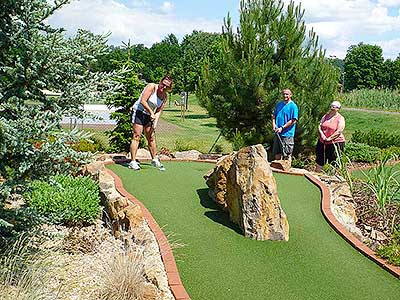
106, 45, 145, 152
0, 0, 119, 203
197, 0, 339, 150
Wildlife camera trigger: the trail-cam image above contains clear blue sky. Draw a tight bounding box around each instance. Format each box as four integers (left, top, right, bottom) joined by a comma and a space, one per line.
48, 0, 400, 59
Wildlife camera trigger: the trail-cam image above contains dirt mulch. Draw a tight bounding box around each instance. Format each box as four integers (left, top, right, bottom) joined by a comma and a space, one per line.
352, 180, 399, 250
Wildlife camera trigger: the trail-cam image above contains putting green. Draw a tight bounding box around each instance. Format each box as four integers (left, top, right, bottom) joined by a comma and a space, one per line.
108, 161, 400, 300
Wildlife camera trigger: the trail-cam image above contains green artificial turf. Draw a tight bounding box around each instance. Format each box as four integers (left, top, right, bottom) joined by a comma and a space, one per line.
108, 162, 400, 300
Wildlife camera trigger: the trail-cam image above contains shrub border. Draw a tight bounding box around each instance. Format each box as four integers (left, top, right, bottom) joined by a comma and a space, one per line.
105, 159, 399, 300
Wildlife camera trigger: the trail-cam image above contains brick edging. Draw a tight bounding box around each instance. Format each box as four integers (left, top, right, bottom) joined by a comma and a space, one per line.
304, 173, 400, 279
104, 167, 191, 300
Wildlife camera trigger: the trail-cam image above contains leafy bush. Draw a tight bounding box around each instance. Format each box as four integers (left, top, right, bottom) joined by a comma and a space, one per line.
25, 175, 100, 225
291, 153, 316, 170
351, 129, 400, 149
344, 142, 381, 163
91, 132, 111, 152
72, 139, 99, 153
213, 144, 224, 154
377, 228, 400, 266
381, 146, 400, 158
174, 138, 196, 151
0, 207, 44, 238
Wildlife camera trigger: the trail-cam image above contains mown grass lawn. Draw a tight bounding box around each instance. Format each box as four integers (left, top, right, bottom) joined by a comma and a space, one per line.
156, 94, 233, 153
108, 161, 400, 300
341, 108, 400, 139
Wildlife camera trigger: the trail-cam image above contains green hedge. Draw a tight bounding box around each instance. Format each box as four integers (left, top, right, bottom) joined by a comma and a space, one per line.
351, 129, 400, 149
344, 142, 381, 163
25, 175, 100, 225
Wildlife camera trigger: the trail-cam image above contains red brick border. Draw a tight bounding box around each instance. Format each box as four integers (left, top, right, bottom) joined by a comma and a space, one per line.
104, 167, 191, 300
104, 158, 399, 300
304, 173, 400, 279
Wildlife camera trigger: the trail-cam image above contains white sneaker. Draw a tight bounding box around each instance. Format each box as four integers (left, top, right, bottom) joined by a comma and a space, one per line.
128, 160, 141, 170
151, 158, 164, 169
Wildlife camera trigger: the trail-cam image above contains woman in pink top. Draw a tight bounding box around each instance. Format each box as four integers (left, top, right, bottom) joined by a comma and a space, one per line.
315, 101, 346, 172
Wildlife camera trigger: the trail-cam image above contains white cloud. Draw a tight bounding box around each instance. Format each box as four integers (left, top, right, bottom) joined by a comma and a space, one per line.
161, 1, 174, 13
281, 0, 400, 58
375, 38, 400, 58
378, 0, 400, 7
47, 0, 221, 46
47, 0, 400, 59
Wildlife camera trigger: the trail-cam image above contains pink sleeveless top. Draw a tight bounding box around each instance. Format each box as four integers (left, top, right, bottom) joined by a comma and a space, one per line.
319, 113, 345, 144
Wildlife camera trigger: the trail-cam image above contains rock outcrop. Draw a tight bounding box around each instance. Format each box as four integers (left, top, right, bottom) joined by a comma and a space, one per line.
204, 144, 289, 241
84, 159, 174, 300
173, 150, 202, 160
316, 174, 365, 242
270, 159, 292, 171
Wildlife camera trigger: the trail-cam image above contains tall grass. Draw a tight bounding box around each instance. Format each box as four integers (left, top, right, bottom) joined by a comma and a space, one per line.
0, 234, 63, 300
341, 89, 400, 111
360, 154, 400, 214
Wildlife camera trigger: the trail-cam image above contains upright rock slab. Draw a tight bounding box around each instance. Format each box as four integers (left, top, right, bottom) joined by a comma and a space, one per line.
204, 144, 289, 241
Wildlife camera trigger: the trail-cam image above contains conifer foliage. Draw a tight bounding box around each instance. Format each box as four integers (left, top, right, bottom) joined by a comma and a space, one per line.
197, 0, 339, 149
0, 0, 118, 202
105, 46, 145, 152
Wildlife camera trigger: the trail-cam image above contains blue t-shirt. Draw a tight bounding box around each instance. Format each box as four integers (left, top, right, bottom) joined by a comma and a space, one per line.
274, 100, 299, 137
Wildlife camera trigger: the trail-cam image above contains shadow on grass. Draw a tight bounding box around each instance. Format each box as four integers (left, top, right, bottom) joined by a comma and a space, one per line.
196, 188, 242, 235
183, 114, 210, 120
200, 123, 218, 128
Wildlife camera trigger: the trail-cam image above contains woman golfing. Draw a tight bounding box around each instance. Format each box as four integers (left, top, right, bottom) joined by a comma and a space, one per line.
128, 74, 173, 171
315, 100, 346, 172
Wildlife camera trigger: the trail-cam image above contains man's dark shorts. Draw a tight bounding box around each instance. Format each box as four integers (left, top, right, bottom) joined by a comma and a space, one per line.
132, 110, 152, 127
272, 135, 294, 157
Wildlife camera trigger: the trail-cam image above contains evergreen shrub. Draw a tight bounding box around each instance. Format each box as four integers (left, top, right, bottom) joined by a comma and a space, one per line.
25, 175, 100, 225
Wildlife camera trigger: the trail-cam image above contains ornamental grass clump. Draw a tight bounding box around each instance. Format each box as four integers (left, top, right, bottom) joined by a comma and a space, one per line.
361, 154, 400, 213
25, 175, 100, 225
0, 234, 62, 300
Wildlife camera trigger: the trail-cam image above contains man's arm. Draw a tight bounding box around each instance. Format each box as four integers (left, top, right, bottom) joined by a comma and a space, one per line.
276, 119, 296, 133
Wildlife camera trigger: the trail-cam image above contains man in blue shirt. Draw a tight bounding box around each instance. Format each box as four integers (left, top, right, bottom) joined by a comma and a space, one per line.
272, 88, 299, 160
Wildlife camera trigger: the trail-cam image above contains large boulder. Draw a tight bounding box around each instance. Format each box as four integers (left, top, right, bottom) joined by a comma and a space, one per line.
173, 150, 202, 160
204, 144, 289, 241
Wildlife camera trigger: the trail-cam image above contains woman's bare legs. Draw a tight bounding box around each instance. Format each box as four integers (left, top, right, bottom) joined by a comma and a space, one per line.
130, 123, 143, 160
144, 125, 156, 159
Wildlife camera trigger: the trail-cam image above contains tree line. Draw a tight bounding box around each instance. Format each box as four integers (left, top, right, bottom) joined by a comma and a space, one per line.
96, 37, 400, 95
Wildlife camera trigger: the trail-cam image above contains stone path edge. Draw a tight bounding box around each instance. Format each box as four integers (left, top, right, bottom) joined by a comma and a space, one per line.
104, 158, 399, 300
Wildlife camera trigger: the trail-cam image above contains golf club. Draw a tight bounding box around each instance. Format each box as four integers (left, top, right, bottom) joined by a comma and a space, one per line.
150, 118, 165, 171
275, 132, 289, 158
